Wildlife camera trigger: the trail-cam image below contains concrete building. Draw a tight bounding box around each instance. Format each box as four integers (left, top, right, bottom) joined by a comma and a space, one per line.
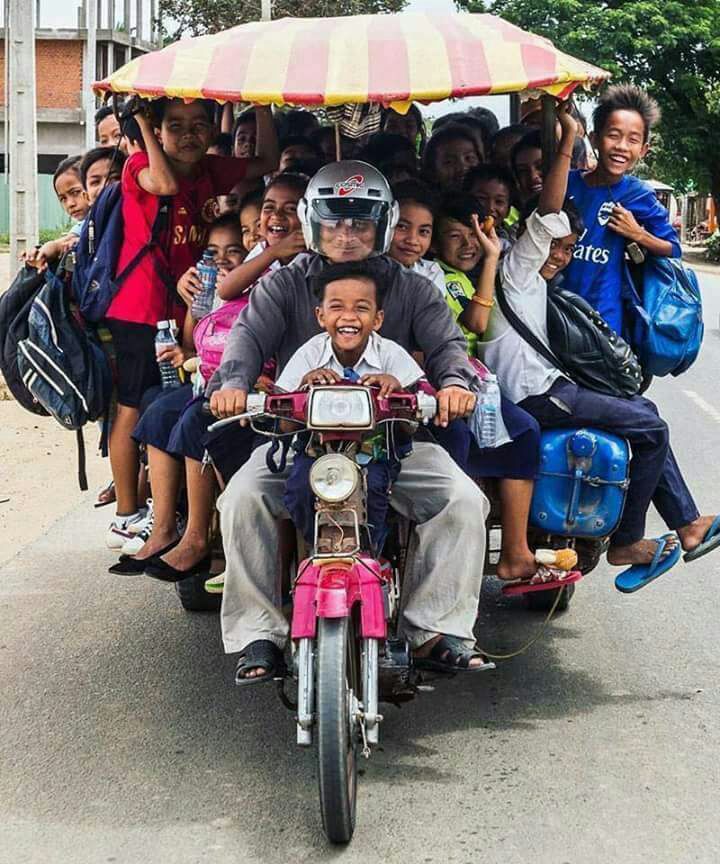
1, 0, 160, 173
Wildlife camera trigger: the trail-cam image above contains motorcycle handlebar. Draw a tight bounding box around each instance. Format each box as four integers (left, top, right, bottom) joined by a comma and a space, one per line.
205, 389, 437, 433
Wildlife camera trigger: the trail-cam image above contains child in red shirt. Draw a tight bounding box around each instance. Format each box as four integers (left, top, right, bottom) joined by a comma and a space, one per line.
106, 97, 279, 549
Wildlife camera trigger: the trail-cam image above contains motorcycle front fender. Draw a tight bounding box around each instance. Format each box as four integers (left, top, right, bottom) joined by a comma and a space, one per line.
290, 558, 387, 640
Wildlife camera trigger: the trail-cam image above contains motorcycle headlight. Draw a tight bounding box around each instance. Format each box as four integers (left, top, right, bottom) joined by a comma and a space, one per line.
309, 453, 359, 503
308, 386, 373, 429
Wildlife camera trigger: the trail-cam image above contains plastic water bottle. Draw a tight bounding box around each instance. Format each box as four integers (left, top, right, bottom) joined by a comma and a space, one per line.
155, 320, 182, 390
191, 250, 218, 319
479, 374, 501, 448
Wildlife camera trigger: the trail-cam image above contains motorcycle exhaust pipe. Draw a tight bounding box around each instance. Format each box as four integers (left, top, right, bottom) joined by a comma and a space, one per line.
296, 638, 314, 747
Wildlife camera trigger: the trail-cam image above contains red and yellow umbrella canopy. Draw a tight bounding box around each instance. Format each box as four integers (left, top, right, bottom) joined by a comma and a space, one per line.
94, 12, 610, 111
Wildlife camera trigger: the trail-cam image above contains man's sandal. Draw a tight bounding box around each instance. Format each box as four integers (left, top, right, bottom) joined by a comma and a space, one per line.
235, 639, 287, 687
413, 635, 495, 675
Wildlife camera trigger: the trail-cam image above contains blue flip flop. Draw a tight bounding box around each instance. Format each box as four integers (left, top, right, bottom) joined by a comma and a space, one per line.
614, 533, 682, 594
683, 514, 720, 563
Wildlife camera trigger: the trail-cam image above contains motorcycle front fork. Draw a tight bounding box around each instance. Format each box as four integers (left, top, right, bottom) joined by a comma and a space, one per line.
295, 635, 381, 752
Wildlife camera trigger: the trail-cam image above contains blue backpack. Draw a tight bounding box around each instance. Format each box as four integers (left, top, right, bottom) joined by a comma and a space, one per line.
16, 268, 112, 489
72, 182, 173, 322
624, 257, 703, 377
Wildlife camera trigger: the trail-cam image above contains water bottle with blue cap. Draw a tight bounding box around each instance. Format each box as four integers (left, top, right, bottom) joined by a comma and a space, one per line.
155, 320, 183, 390
479, 374, 501, 448
191, 250, 218, 319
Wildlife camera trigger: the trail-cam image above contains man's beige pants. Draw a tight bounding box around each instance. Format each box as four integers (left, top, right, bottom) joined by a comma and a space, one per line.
217, 441, 489, 653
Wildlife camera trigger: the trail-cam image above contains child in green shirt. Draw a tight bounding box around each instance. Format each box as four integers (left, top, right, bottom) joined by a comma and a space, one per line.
432, 192, 501, 355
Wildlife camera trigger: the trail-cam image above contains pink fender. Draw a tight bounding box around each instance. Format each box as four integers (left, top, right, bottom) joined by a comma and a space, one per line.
291, 557, 387, 640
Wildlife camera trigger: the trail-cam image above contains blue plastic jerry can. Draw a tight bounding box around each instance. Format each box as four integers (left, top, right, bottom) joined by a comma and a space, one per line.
530, 428, 630, 539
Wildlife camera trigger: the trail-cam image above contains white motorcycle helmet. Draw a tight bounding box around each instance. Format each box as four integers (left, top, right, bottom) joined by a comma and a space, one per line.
297, 160, 400, 257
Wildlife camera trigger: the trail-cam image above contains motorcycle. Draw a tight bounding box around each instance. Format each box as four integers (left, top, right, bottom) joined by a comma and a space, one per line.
209, 380, 438, 843
205, 384, 632, 843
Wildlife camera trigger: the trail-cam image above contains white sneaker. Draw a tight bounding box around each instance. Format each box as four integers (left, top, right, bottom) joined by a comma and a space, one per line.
106, 512, 145, 549
121, 529, 150, 556
120, 505, 184, 556
127, 499, 153, 535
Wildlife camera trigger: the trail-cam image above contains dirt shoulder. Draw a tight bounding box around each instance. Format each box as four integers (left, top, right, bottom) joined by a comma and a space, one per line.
0, 401, 109, 566
0, 253, 109, 564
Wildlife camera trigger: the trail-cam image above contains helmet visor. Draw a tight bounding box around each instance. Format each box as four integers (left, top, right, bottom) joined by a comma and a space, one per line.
312, 198, 387, 224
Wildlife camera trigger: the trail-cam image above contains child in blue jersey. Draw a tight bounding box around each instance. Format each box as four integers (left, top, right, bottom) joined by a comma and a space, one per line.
563, 85, 681, 334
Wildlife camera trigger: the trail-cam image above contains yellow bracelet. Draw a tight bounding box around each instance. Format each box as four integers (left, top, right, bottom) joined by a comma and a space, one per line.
471, 295, 495, 308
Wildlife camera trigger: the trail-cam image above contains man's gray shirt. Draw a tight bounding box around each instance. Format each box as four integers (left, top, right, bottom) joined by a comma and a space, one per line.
213, 253, 478, 393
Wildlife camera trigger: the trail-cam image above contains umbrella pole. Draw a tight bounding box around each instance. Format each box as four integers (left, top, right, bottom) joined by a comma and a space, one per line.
335, 122, 342, 161
541, 94, 557, 178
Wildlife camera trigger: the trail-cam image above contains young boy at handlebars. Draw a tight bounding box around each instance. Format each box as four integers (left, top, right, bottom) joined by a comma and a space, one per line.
278, 260, 425, 552
478, 101, 720, 589
103, 96, 279, 552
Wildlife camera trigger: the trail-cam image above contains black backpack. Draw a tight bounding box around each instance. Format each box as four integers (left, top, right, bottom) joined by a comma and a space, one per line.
16, 268, 112, 489
495, 276, 643, 399
0, 264, 50, 416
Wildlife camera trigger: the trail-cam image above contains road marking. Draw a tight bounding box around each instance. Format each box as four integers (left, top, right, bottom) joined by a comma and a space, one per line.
683, 390, 720, 425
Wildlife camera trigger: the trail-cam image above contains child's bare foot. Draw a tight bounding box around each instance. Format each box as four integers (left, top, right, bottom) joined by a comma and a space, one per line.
607, 535, 679, 567
134, 527, 179, 560
496, 551, 537, 582
159, 534, 208, 571
677, 515, 718, 553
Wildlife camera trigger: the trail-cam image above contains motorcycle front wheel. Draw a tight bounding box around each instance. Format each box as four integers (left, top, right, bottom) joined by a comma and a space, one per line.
316, 615, 360, 844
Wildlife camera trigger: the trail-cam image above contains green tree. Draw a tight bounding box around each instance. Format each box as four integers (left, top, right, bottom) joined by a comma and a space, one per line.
460, 0, 720, 212
160, 0, 407, 40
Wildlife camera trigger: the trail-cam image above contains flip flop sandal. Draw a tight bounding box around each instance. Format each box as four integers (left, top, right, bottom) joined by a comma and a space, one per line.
204, 572, 225, 594
413, 635, 495, 675
683, 515, 720, 563
502, 569, 582, 596
614, 533, 682, 594
235, 640, 286, 687
94, 481, 116, 508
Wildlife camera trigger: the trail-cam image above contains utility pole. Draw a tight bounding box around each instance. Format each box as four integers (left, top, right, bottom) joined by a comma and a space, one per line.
81, 0, 98, 150
7, 0, 39, 261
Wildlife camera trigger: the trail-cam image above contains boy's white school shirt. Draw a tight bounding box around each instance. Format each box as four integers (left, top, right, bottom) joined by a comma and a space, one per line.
412, 259, 446, 295
275, 331, 425, 393
476, 210, 570, 405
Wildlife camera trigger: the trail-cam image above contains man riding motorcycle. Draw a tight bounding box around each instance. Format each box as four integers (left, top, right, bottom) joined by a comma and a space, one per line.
210, 161, 492, 682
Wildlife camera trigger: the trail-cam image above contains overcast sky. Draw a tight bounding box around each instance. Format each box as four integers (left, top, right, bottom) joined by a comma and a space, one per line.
31, 0, 460, 29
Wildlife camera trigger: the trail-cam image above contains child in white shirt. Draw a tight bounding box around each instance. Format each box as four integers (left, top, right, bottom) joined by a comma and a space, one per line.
278, 260, 424, 552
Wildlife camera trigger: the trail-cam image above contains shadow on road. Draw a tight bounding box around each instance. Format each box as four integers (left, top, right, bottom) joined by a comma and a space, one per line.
1, 541, 698, 861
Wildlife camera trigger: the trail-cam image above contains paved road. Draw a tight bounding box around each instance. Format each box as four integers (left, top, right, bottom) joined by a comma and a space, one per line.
2, 272, 720, 864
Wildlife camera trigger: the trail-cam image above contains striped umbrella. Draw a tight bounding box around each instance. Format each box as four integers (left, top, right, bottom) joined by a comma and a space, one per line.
93, 12, 610, 111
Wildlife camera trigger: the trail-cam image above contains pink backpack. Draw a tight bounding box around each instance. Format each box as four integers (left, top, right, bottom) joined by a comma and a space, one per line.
193, 297, 250, 382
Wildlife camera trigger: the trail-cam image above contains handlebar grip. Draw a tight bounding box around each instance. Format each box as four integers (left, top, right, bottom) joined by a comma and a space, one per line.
416, 392, 437, 425
204, 392, 268, 432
